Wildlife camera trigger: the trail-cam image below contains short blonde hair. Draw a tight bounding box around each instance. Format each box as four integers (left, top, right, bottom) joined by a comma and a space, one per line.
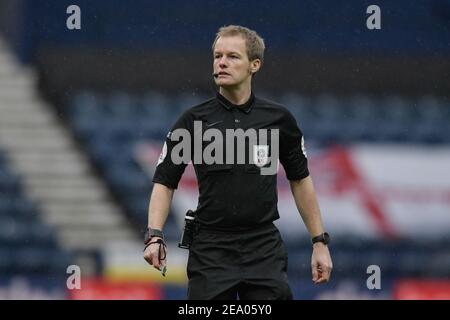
212, 25, 265, 63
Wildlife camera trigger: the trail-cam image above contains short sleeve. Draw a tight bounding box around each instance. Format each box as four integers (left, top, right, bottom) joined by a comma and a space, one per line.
152, 110, 193, 189
279, 109, 310, 181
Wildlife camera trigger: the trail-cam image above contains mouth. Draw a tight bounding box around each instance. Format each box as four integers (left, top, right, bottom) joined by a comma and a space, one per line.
217, 71, 230, 77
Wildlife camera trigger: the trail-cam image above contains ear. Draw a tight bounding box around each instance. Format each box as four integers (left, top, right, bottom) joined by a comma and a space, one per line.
250, 59, 261, 74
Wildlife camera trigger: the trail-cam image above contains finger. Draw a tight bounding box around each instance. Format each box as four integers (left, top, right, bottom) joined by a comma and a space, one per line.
316, 278, 328, 284
321, 265, 331, 276
314, 271, 323, 284
317, 274, 330, 284
143, 253, 153, 265
151, 251, 161, 269
312, 265, 319, 282
317, 270, 330, 284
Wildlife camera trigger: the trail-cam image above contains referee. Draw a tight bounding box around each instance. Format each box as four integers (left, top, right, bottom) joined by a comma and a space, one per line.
144, 25, 332, 300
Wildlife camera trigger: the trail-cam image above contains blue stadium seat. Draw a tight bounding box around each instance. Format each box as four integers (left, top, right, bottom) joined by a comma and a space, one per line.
0, 169, 21, 194
12, 247, 52, 274
0, 247, 13, 274
106, 92, 135, 118
0, 150, 71, 277
0, 216, 29, 246
69, 91, 104, 120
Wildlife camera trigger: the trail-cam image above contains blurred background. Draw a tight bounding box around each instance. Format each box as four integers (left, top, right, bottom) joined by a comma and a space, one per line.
0, 0, 449, 299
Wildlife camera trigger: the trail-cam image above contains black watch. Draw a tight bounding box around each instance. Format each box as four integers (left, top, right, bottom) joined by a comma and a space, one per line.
311, 232, 330, 245
144, 228, 164, 245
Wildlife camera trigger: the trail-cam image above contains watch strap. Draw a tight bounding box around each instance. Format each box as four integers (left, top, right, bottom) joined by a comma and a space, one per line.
311, 232, 330, 245
144, 228, 164, 244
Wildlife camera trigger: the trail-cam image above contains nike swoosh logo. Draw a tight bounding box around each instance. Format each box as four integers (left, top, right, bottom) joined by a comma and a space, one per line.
205, 120, 223, 128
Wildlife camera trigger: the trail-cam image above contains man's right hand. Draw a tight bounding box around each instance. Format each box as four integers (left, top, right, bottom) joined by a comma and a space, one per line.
143, 237, 167, 272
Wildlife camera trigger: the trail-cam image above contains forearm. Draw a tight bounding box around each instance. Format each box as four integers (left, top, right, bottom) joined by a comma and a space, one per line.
148, 183, 174, 230
289, 176, 324, 237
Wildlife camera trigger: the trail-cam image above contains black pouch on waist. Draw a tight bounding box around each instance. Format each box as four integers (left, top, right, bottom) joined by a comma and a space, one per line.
178, 209, 197, 249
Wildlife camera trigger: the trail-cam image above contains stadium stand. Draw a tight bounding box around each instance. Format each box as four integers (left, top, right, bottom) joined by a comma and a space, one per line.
0, 35, 138, 279
0, 150, 72, 276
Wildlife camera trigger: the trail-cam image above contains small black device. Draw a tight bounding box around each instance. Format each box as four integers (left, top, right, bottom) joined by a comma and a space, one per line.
178, 209, 196, 249
311, 232, 330, 245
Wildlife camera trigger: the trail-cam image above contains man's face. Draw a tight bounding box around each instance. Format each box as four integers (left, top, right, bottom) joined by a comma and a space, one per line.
213, 35, 259, 88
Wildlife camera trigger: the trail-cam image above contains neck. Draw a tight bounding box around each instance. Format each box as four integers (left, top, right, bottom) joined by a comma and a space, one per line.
219, 83, 252, 106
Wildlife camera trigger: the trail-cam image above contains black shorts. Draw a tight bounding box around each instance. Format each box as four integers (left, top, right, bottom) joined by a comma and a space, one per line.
186, 222, 293, 300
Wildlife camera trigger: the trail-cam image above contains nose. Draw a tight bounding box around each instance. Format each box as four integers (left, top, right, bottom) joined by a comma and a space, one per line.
218, 57, 227, 68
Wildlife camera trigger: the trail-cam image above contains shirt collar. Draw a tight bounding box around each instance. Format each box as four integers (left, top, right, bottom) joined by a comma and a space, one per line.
216, 91, 255, 114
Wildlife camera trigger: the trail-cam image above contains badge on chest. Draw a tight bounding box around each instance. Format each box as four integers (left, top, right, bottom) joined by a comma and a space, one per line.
253, 145, 269, 167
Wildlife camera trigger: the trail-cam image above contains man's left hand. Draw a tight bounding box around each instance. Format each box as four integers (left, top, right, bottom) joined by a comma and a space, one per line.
311, 243, 333, 284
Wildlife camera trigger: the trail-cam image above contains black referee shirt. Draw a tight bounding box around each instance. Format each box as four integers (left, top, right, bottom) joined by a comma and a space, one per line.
152, 92, 309, 229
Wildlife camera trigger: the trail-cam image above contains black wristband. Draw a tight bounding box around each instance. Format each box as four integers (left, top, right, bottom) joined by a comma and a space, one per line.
144, 228, 164, 245
312, 232, 330, 245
